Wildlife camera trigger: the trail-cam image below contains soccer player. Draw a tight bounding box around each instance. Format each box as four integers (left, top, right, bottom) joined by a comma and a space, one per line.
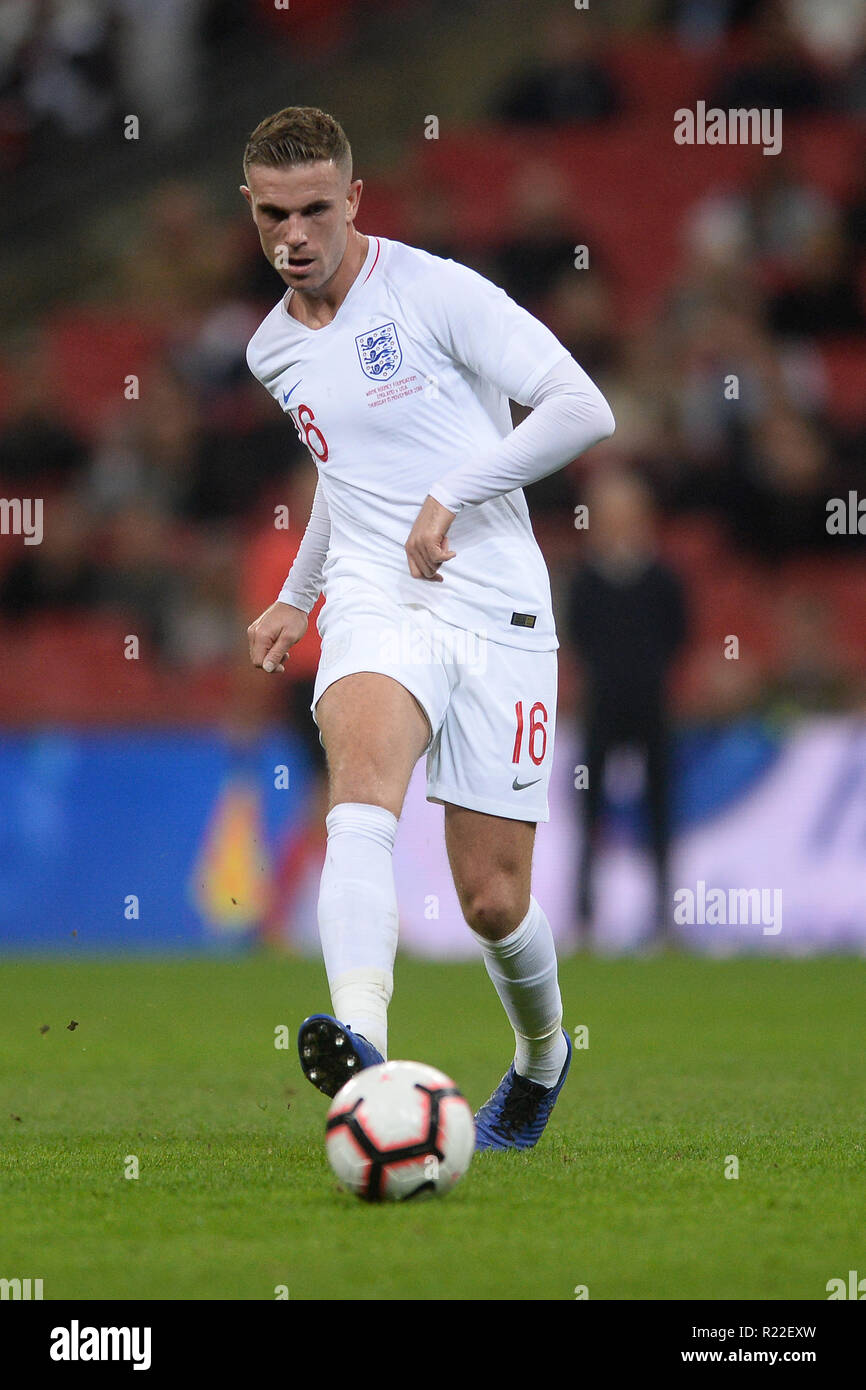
243, 107, 615, 1150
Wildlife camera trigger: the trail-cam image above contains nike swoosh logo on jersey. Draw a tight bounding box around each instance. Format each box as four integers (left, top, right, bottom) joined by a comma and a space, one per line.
282, 379, 302, 405
512, 776, 542, 791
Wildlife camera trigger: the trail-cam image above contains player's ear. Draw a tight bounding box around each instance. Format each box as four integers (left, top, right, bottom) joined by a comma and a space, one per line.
239, 184, 253, 213
348, 178, 363, 219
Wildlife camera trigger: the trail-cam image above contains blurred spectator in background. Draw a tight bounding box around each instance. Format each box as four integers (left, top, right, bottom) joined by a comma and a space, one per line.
89, 501, 180, 655
491, 12, 620, 125
672, 0, 865, 59
708, 0, 831, 113
843, 39, 866, 114
746, 156, 838, 271
114, 0, 205, 140
668, 296, 827, 524
81, 363, 200, 519
784, 0, 866, 70
669, 0, 764, 48
81, 359, 291, 526
685, 153, 838, 278
675, 299, 785, 463
401, 181, 463, 264
0, 489, 98, 618
491, 162, 589, 310
567, 471, 688, 943
159, 524, 242, 670
0, 0, 209, 175
768, 220, 866, 339
0, 333, 88, 488
540, 262, 622, 379
726, 406, 836, 559
0, 0, 120, 153
113, 181, 239, 324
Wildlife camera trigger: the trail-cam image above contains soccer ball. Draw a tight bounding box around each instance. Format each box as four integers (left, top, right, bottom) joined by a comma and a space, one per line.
325, 1060, 475, 1202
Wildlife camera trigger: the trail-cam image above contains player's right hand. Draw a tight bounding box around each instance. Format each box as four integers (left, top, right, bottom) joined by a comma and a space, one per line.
247, 601, 308, 673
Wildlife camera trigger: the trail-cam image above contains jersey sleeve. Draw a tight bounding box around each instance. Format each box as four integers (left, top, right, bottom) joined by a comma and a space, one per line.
427, 352, 616, 514
276, 480, 331, 612
421, 257, 571, 404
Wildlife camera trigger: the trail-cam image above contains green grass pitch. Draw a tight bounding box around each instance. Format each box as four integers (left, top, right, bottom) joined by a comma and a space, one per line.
0, 953, 863, 1301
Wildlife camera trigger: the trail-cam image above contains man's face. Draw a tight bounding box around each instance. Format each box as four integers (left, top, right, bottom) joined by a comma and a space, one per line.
241, 160, 362, 293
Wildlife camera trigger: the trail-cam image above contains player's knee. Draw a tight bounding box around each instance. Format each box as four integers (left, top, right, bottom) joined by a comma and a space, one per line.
460, 875, 527, 940
327, 761, 405, 820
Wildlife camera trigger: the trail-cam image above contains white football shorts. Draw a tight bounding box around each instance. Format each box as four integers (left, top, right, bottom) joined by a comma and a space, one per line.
309, 575, 557, 822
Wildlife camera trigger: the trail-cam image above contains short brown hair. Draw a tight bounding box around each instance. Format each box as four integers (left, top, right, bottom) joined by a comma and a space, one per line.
243, 106, 352, 181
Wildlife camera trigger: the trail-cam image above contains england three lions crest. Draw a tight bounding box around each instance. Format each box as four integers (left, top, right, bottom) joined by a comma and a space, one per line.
356, 322, 402, 381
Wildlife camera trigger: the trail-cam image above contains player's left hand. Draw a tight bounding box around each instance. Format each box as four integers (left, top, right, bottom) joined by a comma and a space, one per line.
405, 495, 457, 582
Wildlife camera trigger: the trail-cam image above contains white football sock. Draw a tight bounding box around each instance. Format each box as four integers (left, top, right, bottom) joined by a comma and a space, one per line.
470, 895, 568, 1088
317, 802, 399, 1059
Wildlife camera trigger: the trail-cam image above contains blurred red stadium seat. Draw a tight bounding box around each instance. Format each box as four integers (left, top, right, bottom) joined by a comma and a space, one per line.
43, 312, 163, 441
782, 555, 866, 667
0, 612, 236, 724
608, 38, 717, 117
253, 0, 355, 54
660, 515, 729, 576
12, 614, 163, 722
688, 560, 778, 657
788, 119, 866, 203
417, 115, 863, 324
355, 178, 408, 240
818, 338, 866, 428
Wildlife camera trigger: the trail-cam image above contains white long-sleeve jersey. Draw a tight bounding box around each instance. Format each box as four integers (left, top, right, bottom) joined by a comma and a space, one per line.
246, 235, 614, 650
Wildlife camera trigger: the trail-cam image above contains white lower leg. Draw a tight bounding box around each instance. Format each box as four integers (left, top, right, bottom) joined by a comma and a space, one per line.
470, 895, 568, 1087
330, 967, 392, 1057
317, 802, 400, 1059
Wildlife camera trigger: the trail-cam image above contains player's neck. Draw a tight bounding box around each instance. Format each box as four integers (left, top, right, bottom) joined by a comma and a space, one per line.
285, 231, 370, 329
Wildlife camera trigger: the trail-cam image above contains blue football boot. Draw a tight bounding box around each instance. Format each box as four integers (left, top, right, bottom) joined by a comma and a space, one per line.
474, 1030, 572, 1151
297, 1013, 384, 1098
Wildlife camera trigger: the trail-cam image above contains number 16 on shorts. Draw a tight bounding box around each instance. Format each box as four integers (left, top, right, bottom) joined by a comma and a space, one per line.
512, 699, 549, 773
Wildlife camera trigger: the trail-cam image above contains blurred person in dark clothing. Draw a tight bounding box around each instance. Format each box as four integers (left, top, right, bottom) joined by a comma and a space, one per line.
540, 263, 622, 379
491, 163, 590, 311
159, 525, 243, 670
89, 501, 181, 655
113, 181, 238, 322
708, 1, 831, 114
400, 181, 464, 266
727, 407, 836, 559
0, 337, 87, 488
0, 491, 98, 618
492, 13, 620, 126
0, 0, 120, 161
566, 470, 688, 943
668, 0, 764, 47
80, 362, 198, 519
768, 221, 866, 340
844, 40, 866, 115
82, 359, 289, 525
684, 153, 838, 279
